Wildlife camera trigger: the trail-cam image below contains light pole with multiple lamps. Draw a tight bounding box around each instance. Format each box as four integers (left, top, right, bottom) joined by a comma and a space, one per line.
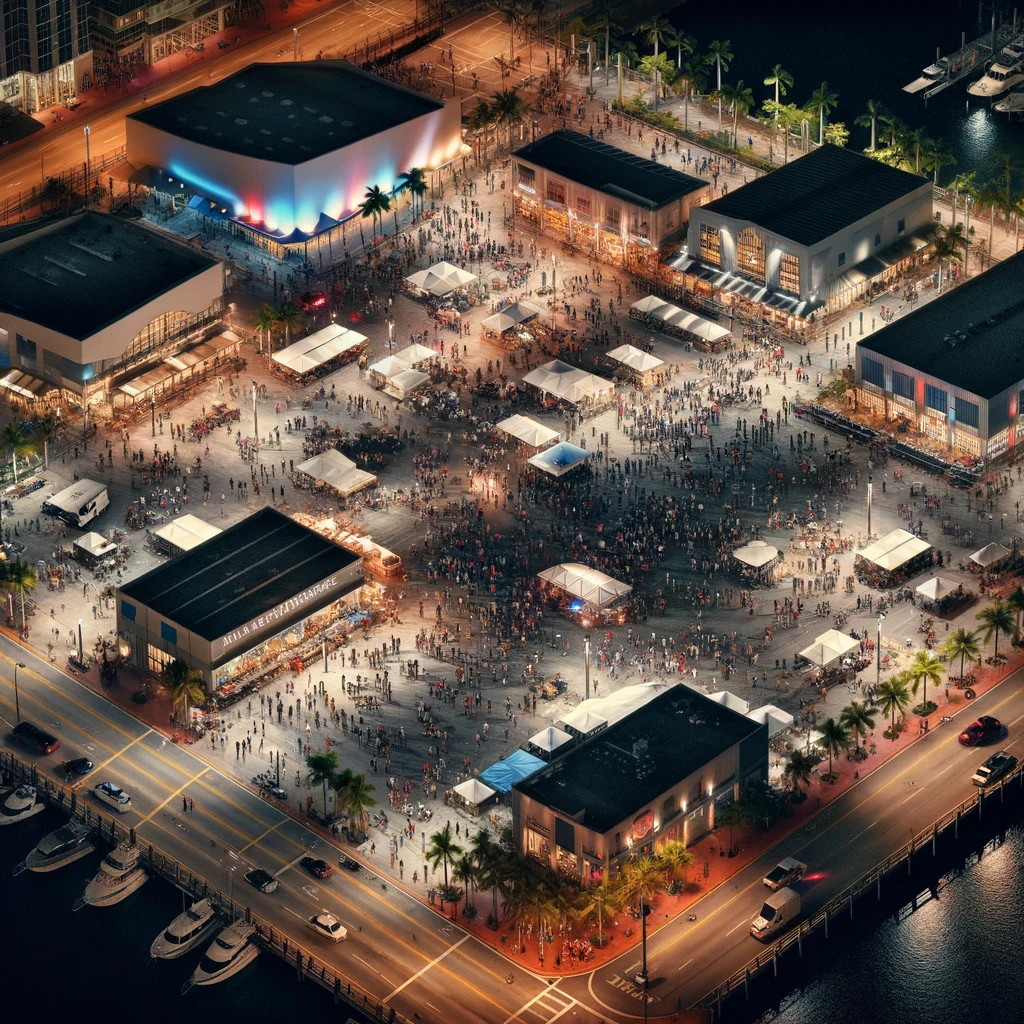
13, 661, 25, 723
583, 633, 591, 700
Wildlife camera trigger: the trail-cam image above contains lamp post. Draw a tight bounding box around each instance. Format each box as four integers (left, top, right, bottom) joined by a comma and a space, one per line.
876, 611, 886, 689
633, 891, 651, 1024
251, 379, 259, 441
83, 124, 91, 205
151, 398, 156, 437
583, 633, 591, 700
78, 619, 84, 664
13, 661, 25, 723
293, 27, 298, 62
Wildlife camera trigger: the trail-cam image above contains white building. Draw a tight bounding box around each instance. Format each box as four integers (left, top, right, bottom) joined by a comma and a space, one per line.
680, 146, 933, 318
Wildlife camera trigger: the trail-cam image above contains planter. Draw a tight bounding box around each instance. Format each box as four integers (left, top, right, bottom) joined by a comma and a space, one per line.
913, 700, 938, 717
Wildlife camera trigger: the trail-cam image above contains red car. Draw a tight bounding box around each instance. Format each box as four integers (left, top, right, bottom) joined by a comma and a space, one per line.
300, 856, 332, 879
958, 715, 1003, 746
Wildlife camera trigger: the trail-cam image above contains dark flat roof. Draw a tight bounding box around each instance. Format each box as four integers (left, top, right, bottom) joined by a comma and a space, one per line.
515, 685, 763, 833
129, 60, 443, 164
702, 146, 928, 246
859, 250, 1024, 400
0, 213, 218, 341
120, 508, 361, 642
513, 130, 707, 210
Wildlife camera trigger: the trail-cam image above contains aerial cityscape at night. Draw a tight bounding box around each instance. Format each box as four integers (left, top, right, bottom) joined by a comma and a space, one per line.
3, 1, 1024, 1021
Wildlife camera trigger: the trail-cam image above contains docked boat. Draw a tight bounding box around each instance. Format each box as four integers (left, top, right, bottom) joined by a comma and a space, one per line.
967, 51, 1024, 99
79, 841, 148, 908
185, 921, 259, 989
150, 898, 219, 959
18, 820, 95, 874
994, 84, 1024, 112
0, 785, 46, 826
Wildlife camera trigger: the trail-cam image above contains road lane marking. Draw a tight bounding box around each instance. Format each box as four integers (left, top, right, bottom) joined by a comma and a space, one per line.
677, 958, 694, 972
725, 919, 747, 936
243, 821, 286, 855
92, 727, 154, 774
384, 934, 468, 1000
851, 820, 878, 842
135, 766, 210, 825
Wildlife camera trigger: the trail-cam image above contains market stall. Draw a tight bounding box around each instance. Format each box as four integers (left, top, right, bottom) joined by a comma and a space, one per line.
606, 344, 666, 386
915, 575, 970, 615
522, 359, 616, 408
732, 540, 779, 585
384, 368, 430, 400
272, 324, 367, 382
526, 726, 574, 761
528, 441, 592, 477
152, 514, 223, 556
480, 301, 543, 344
368, 355, 411, 388
629, 295, 732, 352
799, 629, 859, 668
536, 562, 632, 619
496, 414, 559, 449
970, 542, 1012, 570
404, 261, 478, 299
855, 528, 933, 588
73, 531, 117, 567
452, 778, 498, 814
295, 449, 377, 498
392, 343, 438, 367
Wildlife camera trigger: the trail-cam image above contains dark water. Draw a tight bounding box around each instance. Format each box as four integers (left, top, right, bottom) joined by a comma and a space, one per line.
0, 808, 365, 1024
676, 0, 1024, 180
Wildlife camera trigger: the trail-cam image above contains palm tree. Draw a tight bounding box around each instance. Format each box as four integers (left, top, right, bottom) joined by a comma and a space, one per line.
3, 559, 36, 634
840, 700, 877, 749
470, 829, 504, 925
875, 673, 912, 739
359, 184, 392, 242
252, 303, 277, 355
977, 597, 1015, 662
1, 423, 35, 484
976, 178, 1004, 268
489, 88, 532, 152
706, 39, 733, 132
617, 854, 663, 907
274, 301, 304, 348
956, 171, 979, 275
807, 81, 838, 146
663, 27, 693, 69
495, 1, 527, 65
715, 80, 754, 148
166, 659, 206, 725
903, 127, 932, 175
1006, 584, 1024, 642
925, 137, 955, 186
305, 749, 340, 817
855, 98, 887, 152
764, 64, 793, 129
639, 15, 672, 110
783, 749, 817, 792
655, 838, 694, 888
934, 221, 967, 289
343, 773, 376, 834
908, 649, 944, 713
452, 852, 477, 918
819, 717, 851, 776
573, 881, 621, 945
331, 767, 354, 816
426, 820, 462, 888
32, 413, 57, 470
942, 626, 981, 683
678, 55, 710, 131
713, 799, 746, 855
397, 167, 428, 220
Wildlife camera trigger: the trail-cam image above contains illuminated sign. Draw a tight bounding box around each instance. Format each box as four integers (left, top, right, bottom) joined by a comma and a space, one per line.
214, 573, 347, 657
632, 810, 654, 841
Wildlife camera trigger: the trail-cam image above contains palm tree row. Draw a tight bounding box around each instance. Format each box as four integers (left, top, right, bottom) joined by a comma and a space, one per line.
303, 750, 377, 832
0, 558, 37, 633
252, 300, 305, 354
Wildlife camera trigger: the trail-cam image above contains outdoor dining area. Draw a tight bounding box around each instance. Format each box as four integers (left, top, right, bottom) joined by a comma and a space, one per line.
629, 295, 732, 352
915, 576, 971, 615
403, 260, 478, 300
536, 562, 633, 623
969, 542, 1013, 572
367, 356, 431, 400
797, 628, 868, 683
495, 414, 560, 450
522, 359, 616, 409
731, 539, 780, 585
855, 528, 933, 589
271, 323, 367, 384
606, 344, 666, 387
480, 300, 543, 348
294, 448, 378, 499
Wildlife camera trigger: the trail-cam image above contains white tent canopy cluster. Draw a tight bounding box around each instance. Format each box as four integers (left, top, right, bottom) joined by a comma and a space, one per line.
295, 448, 377, 497
480, 300, 543, 333
522, 359, 616, 405
536, 562, 632, 608
496, 414, 559, 449
858, 528, 931, 572
630, 295, 731, 345
971, 542, 1011, 567
392, 343, 437, 366
368, 355, 430, 399
152, 514, 223, 555
799, 628, 860, 668
404, 260, 478, 297
272, 323, 367, 376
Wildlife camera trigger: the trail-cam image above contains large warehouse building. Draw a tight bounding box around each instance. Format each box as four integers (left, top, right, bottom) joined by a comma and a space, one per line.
0, 212, 226, 410
126, 60, 464, 243
117, 508, 365, 691
678, 146, 933, 318
855, 250, 1024, 461
512, 684, 767, 883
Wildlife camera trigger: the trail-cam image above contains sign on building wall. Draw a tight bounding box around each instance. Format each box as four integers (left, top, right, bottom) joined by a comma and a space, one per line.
632, 809, 654, 841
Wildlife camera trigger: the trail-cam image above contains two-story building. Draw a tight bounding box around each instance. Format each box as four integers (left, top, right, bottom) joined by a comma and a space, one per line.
680, 146, 933, 321
512, 685, 767, 883
89, 0, 234, 65
511, 130, 708, 273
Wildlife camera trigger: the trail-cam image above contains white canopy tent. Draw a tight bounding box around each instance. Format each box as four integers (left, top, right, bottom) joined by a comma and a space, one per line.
523, 360, 615, 405
528, 442, 592, 477
272, 323, 367, 376
799, 630, 859, 668
537, 562, 632, 609
73, 531, 117, 564
404, 261, 479, 298
481, 300, 543, 334
368, 355, 411, 379
706, 691, 750, 715
153, 514, 223, 555
971, 542, 1012, 567
384, 368, 430, 399
916, 577, 960, 601
392, 343, 438, 366
496, 414, 559, 448
559, 681, 669, 735
295, 449, 377, 497
528, 726, 574, 757
559, 707, 609, 738
452, 778, 497, 812
606, 344, 665, 374
630, 296, 731, 345
732, 540, 779, 568
859, 529, 932, 572
746, 703, 795, 737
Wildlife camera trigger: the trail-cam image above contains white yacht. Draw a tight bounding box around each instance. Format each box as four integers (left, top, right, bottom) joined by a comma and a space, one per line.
79, 841, 149, 908
186, 921, 259, 989
968, 54, 1024, 99
0, 785, 46, 826
994, 84, 1024, 112
19, 820, 95, 873
150, 899, 219, 959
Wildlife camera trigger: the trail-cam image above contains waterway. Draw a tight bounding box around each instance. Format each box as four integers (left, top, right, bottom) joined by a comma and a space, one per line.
0, 807, 368, 1024
677, 1, 1024, 181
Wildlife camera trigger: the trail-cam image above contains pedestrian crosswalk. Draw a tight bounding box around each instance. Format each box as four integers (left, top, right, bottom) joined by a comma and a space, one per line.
505, 985, 576, 1024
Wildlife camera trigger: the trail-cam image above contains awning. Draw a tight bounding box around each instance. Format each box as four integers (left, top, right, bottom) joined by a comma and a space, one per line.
607, 344, 665, 373
0, 370, 50, 400
916, 576, 960, 601
368, 355, 411, 378
273, 324, 367, 376
479, 749, 545, 793
528, 441, 592, 477
536, 562, 632, 608
295, 449, 376, 497
858, 528, 932, 571
384, 368, 430, 399
732, 540, 779, 568
392, 343, 438, 366
119, 363, 177, 399
971, 542, 1011, 567
496, 414, 559, 448
630, 296, 731, 343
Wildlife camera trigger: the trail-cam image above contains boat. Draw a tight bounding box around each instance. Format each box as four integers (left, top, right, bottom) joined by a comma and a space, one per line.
994, 83, 1024, 112
0, 784, 46, 826
150, 898, 219, 959
967, 52, 1024, 99
17, 820, 95, 874
185, 921, 259, 989
78, 841, 149, 908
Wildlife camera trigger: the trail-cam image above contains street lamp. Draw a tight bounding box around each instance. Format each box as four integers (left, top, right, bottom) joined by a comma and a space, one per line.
83, 124, 91, 205
13, 662, 25, 723
633, 891, 652, 1024
151, 398, 156, 438
583, 633, 591, 700
876, 611, 886, 689
251, 379, 259, 440
293, 27, 298, 62
78, 619, 84, 664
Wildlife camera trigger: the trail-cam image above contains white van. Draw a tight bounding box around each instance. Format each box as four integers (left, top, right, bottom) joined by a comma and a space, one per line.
42, 479, 110, 528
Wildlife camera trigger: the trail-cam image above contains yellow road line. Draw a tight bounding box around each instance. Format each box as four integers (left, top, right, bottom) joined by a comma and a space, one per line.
135, 766, 210, 826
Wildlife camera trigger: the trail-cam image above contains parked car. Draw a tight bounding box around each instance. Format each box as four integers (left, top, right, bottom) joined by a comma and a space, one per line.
61, 757, 94, 777
300, 856, 332, 879
338, 856, 361, 872
972, 750, 1018, 787
958, 715, 1004, 746
12, 721, 59, 754
93, 781, 132, 813
244, 867, 279, 893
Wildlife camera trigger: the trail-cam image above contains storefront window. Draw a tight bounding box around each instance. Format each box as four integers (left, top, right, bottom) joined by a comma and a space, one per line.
546, 179, 566, 205
779, 252, 800, 293
526, 829, 550, 861
604, 206, 621, 233
517, 165, 536, 194
575, 194, 592, 217
556, 847, 579, 874
147, 644, 173, 674
699, 224, 720, 266
737, 227, 765, 282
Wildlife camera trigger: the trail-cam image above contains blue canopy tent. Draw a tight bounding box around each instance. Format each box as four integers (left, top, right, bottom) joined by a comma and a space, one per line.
479, 749, 545, 793
528, 441, 592, 478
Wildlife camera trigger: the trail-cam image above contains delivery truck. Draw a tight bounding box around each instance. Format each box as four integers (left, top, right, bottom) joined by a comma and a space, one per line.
750, 886, 801, 941
42, 479, 109, 528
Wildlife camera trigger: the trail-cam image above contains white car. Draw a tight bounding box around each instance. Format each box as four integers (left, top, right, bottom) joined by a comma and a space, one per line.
308, 912, 347, 943
93, 781, 132, 813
